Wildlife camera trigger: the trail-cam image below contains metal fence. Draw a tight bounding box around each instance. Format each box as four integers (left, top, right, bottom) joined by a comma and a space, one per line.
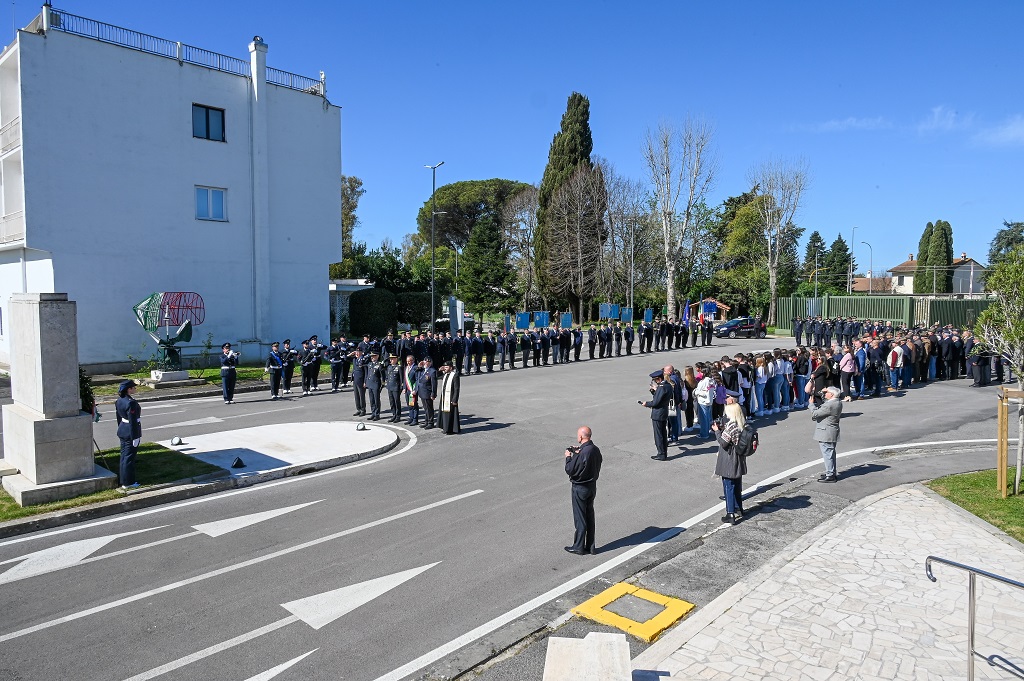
49, 8, 323, 96
775, 295, 992, 335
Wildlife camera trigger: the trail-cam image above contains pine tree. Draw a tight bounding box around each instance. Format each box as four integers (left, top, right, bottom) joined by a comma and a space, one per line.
913, 222, 933, 293
460, 216, 513, 320
802, 231, 828, 282
823, 234, 854, 291
536, 92, 594, 305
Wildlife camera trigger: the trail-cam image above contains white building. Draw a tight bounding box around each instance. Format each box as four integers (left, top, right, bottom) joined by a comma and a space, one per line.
0, 6, 341, 369
888, 252, 986, 296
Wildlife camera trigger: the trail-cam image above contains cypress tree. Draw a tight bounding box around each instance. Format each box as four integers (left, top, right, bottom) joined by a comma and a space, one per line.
913, 222, 933, 293
927, 219, 953, 293
536, 92, 594, 304
938, 219, 955, 292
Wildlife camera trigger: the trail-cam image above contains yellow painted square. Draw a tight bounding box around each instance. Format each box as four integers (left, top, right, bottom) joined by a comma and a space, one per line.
571, 582, 696, 643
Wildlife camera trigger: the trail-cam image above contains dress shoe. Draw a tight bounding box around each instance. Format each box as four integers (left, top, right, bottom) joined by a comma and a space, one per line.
588, 548, 598, 555
720, 513, 739, 525
564, 546, 585, 555
819, 475, 838, 483
651, 455, 668, 461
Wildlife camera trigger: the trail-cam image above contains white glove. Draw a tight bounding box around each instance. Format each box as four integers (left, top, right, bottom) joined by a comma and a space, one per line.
132, 438, 141, 448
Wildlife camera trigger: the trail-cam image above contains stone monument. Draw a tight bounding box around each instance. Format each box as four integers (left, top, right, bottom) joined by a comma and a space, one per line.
1, 293, 117, 505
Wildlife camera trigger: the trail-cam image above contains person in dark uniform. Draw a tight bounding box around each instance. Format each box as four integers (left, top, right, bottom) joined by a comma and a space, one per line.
385, 355, 403, 422
793, 316, 805, 346
472, 331, 485, 374
453, 330, 466, 374
689, 317, 699, 347
703, 317, 715, 346
220, 343, 238, 404
338, 336, 354, 387
417, 357, 438, 428
551, 326, 561, 365
572, 326, 583, 361
298, 339, 314, 396
115, 379, 142, 489
350, 348, 367, 416
624, 323, 635, 355
642, 368, 672, 461
507, 330, 519, 368
613, 322, 623, 356
365, 351, 384, 420
497, 331, 509, 370
598, 324, 609, 358
484, 331, 497, 372
326, 338, 344, 392
675, 319, 685, 349
280, 339, 297, 394
564, 425, 602, 555
531, 329, 542, 366
308, 335, 324, 391
520, 329, 532, 368
588, 324, 598, 359
560, 326, 572, 363
540, 328, 551, 365
265, 342, 283, 399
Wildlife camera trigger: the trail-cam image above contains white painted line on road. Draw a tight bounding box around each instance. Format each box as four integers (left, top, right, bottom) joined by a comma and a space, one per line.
242, 650, 318, 681
121, 564, 438, 680
0, 423, 420, 548
220, 406, 303, 420
0, 490, 478, 643
192, 500, 323, 538
371, 437, 1005, 681
148, 417, 222, 431
0, 527, 167, 585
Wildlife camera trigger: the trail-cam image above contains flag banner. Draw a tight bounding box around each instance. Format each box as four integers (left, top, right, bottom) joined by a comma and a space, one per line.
644, 308, 654, 323
610, 304, 620, 320
533, 311, 550, 328
560, 312, 573, 329
620, 307, 634, 323
503, 315, 511, 333
703, 300, 718, 317
682, 300, 690, 325
599, 302, 611, 319
515, 312, 531, 330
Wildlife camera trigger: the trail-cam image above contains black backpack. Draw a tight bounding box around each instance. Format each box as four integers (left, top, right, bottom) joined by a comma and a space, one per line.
735, 423, 759, 457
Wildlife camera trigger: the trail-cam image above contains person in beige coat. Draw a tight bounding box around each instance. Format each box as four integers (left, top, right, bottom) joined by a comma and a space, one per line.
811, 385, 843, 482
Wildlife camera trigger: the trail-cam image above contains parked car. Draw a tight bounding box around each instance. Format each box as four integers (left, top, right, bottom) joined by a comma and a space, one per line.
714, 316, 767, 339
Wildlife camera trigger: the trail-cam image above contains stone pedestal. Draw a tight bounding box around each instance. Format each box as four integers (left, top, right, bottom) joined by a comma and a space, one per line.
151, 369, 189, 382
1, 293, 116, 506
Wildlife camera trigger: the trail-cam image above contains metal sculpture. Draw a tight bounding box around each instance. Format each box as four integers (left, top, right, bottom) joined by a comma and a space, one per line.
133, 292, 206, 370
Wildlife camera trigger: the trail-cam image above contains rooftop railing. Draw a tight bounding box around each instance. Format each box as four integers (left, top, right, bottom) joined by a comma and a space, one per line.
46, 8, 324, 96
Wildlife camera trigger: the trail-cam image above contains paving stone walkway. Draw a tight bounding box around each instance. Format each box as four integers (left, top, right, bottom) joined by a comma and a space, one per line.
633, 485, 1024, 680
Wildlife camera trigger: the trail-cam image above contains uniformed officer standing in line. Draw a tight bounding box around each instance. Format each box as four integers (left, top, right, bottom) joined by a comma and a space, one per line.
385, 355, 403, 422
539, 327, 551, 365
613, 322, 623, 356
298, 339, 314, 395
587, 324, 597, 359
624, 323, 635, 355
365, 351, 384, 420
702, 316, 714, 346
454, 329, 466, 374
598, 323, 609, 358
220, 342, 238, 404
461, 331, 473, 375
641, 368, 672, 461
497, 330, 509, 370
484, 331, 497, 372
507, 330, 518, 368
326, 338, 345, 392
688, 316, 699, 347
520, 328, 532, 368
308, 335, 324, 391
280, 339, 297, 394
472, 330, 485, 373
793, 316, 804, 346
550, 326, 561, 365
560, 326, 572, 363
572, 326, 583, 361
350, 348, 367, 416
115, 379, 142, 489
265, 342, 283, 400
417, 357, 438, 429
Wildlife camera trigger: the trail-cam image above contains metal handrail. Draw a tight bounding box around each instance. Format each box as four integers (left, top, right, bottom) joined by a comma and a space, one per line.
926, 555, 1024, 681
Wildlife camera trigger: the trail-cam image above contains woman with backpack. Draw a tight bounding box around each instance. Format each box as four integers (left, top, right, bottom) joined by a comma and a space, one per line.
713, 401, 751, 526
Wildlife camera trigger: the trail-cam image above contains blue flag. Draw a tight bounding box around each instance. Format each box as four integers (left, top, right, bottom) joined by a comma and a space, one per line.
682, 300, 690, 325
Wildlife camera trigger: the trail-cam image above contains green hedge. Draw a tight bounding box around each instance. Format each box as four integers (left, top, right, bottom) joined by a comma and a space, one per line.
348, 288, 397, 338
396, 292, 432, 325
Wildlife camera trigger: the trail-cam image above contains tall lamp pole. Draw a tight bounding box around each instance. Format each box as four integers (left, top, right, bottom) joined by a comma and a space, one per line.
425, 161, 445, 332
861, 241, 873, 295
848, 225, 857, 294
814, 249, 819, 299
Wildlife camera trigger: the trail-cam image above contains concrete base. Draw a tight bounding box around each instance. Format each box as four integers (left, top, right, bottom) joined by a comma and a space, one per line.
151, 370, 189, 382
1, 403, 95, 483
543, 632, 630, 681
0, 460, 18, 477
2, 465, 118, 506
140, 378, 206, 389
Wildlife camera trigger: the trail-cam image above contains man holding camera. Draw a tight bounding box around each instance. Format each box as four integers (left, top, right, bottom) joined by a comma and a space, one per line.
564, 426, 602, 555
811, 385, 843, 483
641, 367, 672, 461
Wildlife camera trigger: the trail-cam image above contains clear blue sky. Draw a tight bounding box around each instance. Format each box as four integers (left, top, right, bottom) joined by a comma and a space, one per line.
37, 1, 1024, 276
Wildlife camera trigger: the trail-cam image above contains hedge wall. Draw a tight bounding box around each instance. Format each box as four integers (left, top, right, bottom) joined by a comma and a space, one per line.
396, 292, 433, 326
348, 288, 397, 338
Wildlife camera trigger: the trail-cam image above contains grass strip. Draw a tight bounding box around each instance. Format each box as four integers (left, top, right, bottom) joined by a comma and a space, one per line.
927, 468, 1024, 543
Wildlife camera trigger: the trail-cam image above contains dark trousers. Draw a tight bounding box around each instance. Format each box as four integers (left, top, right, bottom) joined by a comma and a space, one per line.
499, 349, 507, 369
690, 331, 698, 347
562, 346, 570, 363
456, 353, 465, 374
119, 437, 137, 486
570, 482, 597, 552
353, 384, 366, 414
652, 418, 668, 458
722, 476, 743, 514
422, 397, 435, 426
486, 354, 495, 372
221, 370, 236, 401
532, 349, 540, 366
589, 342, 596, 359
521, 348, 530, 368
945, 359, 958, 379
795, 331, 803, 346
474, 353, 483, 372
368, 387, 381, 417
283, 365, 295, 391
552, 345, 560, 364
615, 339, 622, 356
574, 345, 582, 361
341, 360, 350, 386
542, 348, 550, 364
388, 389, 402, 419
626, 341, 633, 355
331, 364, 343, 390
301, 366, 314, 392
311, 363, 321, 388
269, 369, 282, 397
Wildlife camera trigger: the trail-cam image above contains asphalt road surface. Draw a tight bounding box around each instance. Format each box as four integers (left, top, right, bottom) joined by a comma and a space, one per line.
0, 339, 1002, 680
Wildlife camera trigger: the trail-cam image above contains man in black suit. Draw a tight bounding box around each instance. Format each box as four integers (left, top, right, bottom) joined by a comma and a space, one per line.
588, 324, 598, 359
624, 323, 635, 355
642, 368, 672, 461
564, 425, 602, 556
416, 357, 438, 428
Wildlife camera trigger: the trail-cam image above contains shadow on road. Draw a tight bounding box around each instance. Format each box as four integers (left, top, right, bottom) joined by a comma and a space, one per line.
598, 525, 683, 554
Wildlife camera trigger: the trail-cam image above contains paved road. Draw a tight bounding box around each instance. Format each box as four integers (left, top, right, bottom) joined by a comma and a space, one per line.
0, 340, 1003, 680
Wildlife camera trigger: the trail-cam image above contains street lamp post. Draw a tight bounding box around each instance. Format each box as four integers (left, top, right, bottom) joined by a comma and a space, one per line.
425, 161, 445, 332
861, 241, 873, 295
814, 249, 819, 299
848, 225, 857, 294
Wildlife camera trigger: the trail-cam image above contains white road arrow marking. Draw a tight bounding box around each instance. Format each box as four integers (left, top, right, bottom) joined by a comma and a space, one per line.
282, 562, 440, 629
0, 528, 165, 585
148, 417, 223, 431
192, 501, 324, 537
120, 564, 439, 681
242, 650, 318, 681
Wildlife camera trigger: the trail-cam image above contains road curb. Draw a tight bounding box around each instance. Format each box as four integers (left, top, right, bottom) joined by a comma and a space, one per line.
0, 430, 401, 541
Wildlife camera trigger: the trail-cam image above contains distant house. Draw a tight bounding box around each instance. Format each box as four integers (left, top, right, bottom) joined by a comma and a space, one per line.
888, 253, 985, 295
851, 275, 894, 294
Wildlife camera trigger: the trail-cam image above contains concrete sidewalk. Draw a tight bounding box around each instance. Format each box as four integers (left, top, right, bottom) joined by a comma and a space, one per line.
632, 484, 1024, 680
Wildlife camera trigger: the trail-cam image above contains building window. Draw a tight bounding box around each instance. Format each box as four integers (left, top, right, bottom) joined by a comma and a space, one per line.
897, 275, 905, 287
195, 186, 226, 221
192, 104, 225, 142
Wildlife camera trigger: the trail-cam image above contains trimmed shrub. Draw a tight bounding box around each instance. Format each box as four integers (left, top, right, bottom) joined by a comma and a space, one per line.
348, 288, 397, 338
396, 292, 433, 326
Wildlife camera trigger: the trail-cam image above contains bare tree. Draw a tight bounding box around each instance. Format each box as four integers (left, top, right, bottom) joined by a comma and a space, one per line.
546, 165, 607, 321
501, 185, 540, 309
747, 157, 809, 325
642, 118, 717, 319
598, 157, 650, 309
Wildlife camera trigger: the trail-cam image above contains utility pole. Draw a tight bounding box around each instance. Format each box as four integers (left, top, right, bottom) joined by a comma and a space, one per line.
814, 249, 819, 299
425, 161, 445, 332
